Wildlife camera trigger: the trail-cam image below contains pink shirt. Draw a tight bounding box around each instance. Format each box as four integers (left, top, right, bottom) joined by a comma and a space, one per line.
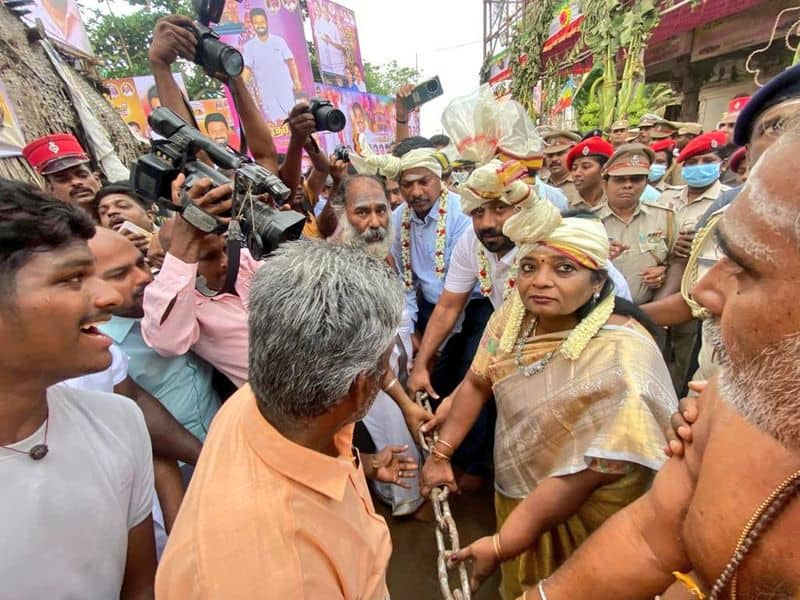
141, 250, 261, 387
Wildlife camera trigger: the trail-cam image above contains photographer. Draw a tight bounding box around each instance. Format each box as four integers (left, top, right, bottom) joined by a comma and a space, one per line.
148, 15, 279, 174
279, 102, 331, 239
140, 176, 257, 387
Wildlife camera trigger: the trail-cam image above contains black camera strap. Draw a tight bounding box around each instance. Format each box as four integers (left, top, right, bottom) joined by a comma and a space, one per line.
194, 220, 242, 298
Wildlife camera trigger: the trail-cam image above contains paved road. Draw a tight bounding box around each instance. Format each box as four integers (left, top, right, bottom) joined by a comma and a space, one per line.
378, 487, 502, 599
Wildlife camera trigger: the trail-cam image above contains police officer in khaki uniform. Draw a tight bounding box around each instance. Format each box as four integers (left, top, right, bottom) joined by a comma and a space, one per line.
542, 130, 582, 208
608, 120, 629, 148
656, 131, 730, 236
595, 143, 676, 305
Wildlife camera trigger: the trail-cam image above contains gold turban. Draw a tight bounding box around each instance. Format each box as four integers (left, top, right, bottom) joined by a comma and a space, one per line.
459, 159, 531, 215
502, 194, 609, 270
498, 193, 614, 355
350, 147, 443, 180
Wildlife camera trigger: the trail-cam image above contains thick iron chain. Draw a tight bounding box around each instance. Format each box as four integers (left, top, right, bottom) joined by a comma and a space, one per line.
416, 393, 471, 600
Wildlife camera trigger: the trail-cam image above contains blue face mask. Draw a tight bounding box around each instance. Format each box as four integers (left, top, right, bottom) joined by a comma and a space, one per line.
648, 163, 667, 183
682, 162, 720, 188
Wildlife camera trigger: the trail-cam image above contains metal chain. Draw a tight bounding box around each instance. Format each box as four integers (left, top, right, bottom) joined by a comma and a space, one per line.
416, 393, 471, 600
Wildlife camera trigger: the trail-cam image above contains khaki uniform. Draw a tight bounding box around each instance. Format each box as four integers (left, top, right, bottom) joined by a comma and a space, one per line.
655, 180, 728, 232
662, 161, 685, 187
596, 201, 676, 304
657, 180, 727, 387
547, 176, 583, 209
681, 207, 728, 381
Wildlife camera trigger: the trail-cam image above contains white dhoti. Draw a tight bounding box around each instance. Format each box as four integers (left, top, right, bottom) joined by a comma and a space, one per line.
362, 328, 423, 516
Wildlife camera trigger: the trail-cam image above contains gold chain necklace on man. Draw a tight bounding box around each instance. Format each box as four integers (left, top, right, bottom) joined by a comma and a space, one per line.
708, 468, 800, 599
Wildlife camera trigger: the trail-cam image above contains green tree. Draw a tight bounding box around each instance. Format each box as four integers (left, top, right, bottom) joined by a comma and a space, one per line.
363, 60, 420, 96
85, 0, 224, 99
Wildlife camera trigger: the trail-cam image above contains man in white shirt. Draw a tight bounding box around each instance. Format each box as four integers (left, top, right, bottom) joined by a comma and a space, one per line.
315, 3, 346, 78
242, 8, 302, 122
0, 178, 156, 598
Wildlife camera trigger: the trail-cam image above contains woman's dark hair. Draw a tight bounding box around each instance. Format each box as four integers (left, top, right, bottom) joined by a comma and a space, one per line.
561, 208, 667, 351
0, 178, 94, 297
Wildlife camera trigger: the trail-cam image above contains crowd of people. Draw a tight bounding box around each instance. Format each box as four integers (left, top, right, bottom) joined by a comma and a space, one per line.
1, 14, 799, 600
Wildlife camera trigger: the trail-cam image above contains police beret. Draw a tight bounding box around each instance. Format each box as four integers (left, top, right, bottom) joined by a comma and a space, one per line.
733, 63, 800, 145
728, 146, 747, 173
566, 137, 614, 170
676, 131, 728, 163
650, 139, 676, 154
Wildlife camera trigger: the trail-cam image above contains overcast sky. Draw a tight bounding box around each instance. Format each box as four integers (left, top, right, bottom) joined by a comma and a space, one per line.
336, 0, 484, 135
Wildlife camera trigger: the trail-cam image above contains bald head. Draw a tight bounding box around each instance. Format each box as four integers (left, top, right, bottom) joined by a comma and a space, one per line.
89, 227, 152, 318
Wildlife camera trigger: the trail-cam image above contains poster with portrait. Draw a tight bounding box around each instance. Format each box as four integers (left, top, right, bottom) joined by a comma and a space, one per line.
308, 0, 366, 89
212, 0, 314, 152
312, 84, 419, 156
104, 74, 187, 141
190, 98, 240, 151
0, 79, 26, 158
22, 0, 92, 56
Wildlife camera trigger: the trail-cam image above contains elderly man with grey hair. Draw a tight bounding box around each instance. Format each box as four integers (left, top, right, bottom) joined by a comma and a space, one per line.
328, 174, 433, 518
156, 241, 413, 599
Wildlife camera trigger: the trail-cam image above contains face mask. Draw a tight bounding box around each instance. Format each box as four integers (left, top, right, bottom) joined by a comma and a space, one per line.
682, 162, 720, 188
648, 163, 667, 183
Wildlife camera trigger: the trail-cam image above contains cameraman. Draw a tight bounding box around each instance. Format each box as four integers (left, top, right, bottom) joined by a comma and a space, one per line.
279, 102, 331, 239
148, 15, 279, 174
141, 177, 256, 387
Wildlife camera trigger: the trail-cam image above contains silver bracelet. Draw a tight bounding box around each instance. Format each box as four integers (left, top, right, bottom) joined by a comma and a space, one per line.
383, 376, 399, 392
538, 580, 549, 600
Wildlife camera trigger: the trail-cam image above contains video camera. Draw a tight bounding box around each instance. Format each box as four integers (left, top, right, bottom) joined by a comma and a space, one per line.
183, 0, 243, 79
130, 107, 305, 260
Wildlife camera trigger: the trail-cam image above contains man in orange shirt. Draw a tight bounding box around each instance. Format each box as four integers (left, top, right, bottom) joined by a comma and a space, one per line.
156, 240, 407, 599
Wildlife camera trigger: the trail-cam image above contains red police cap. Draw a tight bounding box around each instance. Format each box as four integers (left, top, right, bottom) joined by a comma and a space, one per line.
728, 96, 751, 114
650, 139, 675, 154
729, 146, 747, 174
565, 137, 614, 170
676, 131, 728, 164
22, 133, 90, 176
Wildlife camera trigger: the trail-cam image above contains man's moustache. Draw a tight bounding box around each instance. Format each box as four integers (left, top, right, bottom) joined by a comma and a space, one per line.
477, 229, 503, 239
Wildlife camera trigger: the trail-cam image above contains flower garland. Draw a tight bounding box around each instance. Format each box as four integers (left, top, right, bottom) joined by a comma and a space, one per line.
400, 189, 449, 291
477, 248, 518, 300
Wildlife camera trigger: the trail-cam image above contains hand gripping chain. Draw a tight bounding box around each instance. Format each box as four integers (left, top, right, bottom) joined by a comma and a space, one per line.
416, 393, 471, 600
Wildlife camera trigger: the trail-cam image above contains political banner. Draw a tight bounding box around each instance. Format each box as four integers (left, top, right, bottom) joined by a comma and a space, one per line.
22, 0, 93, 56
104, 74, 187, 141
0, 78, 26, 158
308, 0, 367, 89
213, 0, 315, 151
190, 98, 241, 151
312, 84, 419, 156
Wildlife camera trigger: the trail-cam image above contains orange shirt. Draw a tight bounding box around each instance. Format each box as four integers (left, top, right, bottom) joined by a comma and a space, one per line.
155, 385, 392, 599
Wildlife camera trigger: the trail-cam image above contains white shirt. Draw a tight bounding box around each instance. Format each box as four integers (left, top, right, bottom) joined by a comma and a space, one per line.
445, 228, 633, 308
61, 343, 128, 392
243, 34, 294, 92
315, 17, 345, 73
0, 385, 154, 599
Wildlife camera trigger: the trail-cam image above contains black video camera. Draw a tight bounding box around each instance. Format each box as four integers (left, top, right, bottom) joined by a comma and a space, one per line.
184, 0, 243, 79
309, 98, 346, 133
130, 107, 305, 260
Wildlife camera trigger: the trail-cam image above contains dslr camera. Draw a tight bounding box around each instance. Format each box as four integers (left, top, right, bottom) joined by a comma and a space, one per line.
308, 98, 346, 133
130, 107, 305, 260
183, 0, 243, 79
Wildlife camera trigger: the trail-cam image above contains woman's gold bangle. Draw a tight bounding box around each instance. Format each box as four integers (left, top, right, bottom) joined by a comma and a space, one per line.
491, 533, 504, 561
431, 448, 451, 462
435, 438, 455, 451
383, 377, 399, 392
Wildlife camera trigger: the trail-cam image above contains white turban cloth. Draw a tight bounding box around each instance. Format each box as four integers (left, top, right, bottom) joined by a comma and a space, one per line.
458, 158, 531, 215
350, 147, 443, 180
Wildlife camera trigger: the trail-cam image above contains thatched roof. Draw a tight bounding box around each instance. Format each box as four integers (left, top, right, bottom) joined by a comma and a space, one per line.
0, 4, 146, 184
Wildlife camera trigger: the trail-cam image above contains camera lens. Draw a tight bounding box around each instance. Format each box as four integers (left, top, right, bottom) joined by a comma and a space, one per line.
218, 47, 244, 78
426, 79, 440, 94
199, 36, 244, 78
314, 105, 346, 133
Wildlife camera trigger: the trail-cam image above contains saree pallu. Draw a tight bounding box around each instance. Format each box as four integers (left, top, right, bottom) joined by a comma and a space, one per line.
471, 307, 677, 599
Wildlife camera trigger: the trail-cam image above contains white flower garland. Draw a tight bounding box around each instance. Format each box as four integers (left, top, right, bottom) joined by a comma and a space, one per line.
477, 248, 518, 300
400, 189, 449, 291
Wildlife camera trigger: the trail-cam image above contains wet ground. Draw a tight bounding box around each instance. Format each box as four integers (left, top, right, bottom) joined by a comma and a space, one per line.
376, 487, 502, 600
